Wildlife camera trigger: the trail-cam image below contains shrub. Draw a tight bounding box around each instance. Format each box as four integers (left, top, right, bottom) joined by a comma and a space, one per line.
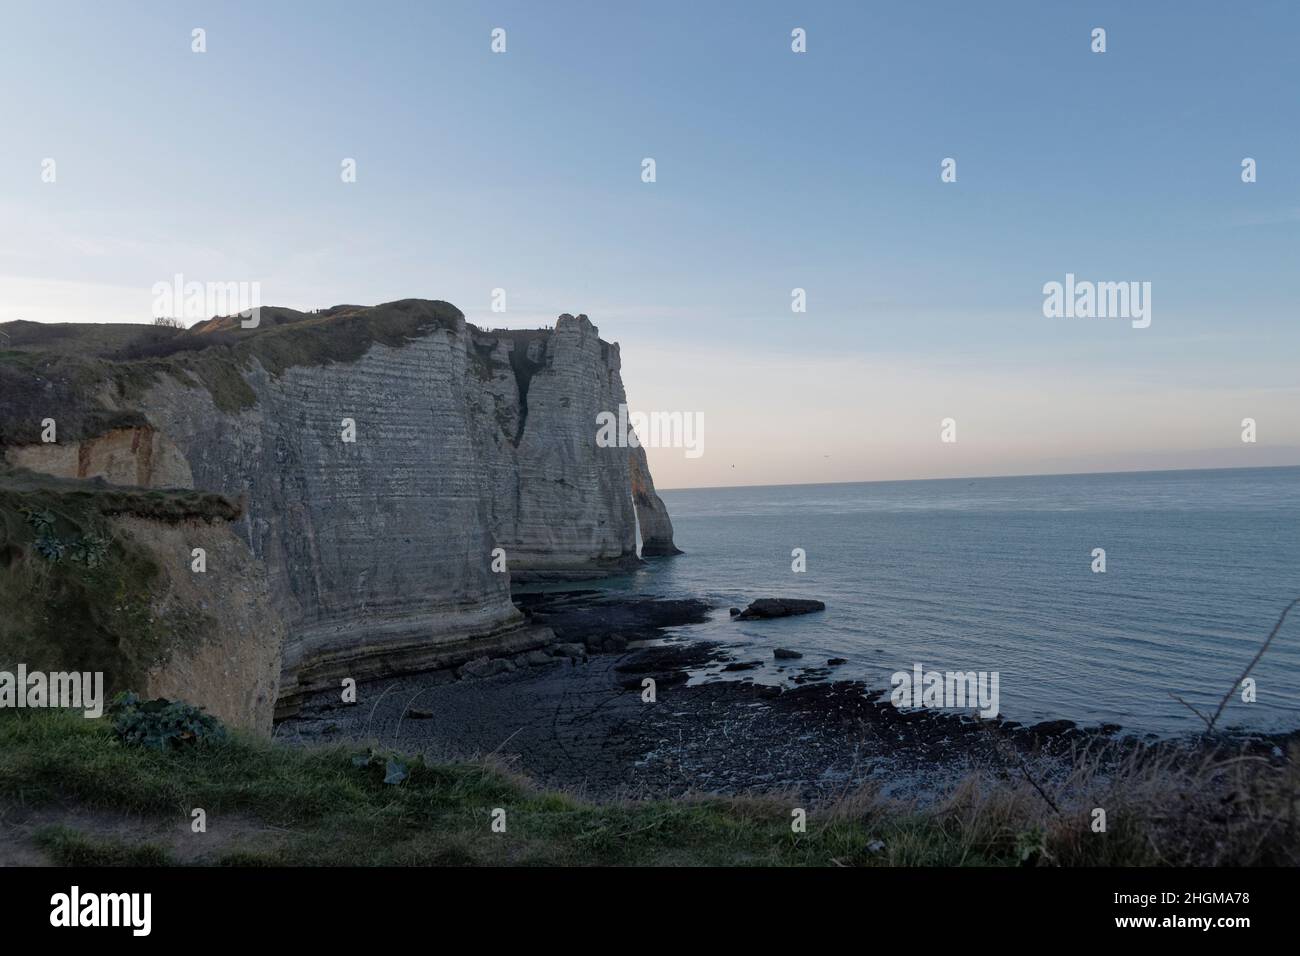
20, 506, 108, 566
108, 692, 228, 751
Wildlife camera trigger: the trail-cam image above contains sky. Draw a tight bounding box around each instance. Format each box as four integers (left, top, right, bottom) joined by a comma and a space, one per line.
1, 1, 1297, 489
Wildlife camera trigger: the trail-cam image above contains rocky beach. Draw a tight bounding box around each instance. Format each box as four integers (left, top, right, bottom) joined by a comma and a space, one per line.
275, 588, 1300, 805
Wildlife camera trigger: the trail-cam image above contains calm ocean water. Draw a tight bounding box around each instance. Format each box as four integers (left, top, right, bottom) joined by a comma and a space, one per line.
610, 467, 1300, 736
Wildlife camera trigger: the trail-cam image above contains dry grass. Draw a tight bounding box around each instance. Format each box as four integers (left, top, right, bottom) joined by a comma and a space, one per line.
814, 738, 1300, 866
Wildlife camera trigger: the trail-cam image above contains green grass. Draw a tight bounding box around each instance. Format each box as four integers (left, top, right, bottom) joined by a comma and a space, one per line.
34, 826, 172, 867
0, 467, 241, 522
0, 350, 151, 445
0, 711, 991, 867
237, 300, 459, 375
5, 710, 1293, 866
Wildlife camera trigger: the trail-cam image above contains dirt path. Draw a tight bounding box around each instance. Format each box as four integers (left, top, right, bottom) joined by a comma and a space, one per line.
0, 802, 280, 866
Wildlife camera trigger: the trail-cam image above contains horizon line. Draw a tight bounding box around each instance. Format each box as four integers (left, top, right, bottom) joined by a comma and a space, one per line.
656, 462, 1300, 494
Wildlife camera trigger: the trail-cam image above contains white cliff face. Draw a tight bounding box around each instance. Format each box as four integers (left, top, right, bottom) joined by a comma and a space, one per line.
140, 314, 526, 706
4, 301, 678, 712
630, 444, 682, 556
471, 314, 641, 578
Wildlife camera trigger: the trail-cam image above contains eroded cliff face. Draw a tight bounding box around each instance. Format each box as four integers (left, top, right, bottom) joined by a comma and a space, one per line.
0, 481, 280, 733
0, 300, 679, 715
138, 310, 533, 707
469, 314, 642, 579
630, 445, 682, 556
116, 514, 283, 732
5, 425, 193, 488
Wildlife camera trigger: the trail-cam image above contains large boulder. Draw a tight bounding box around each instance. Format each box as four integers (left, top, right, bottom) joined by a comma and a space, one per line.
735, 598, 826, 621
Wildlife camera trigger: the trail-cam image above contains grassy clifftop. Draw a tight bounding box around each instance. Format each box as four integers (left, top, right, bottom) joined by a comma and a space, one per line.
0, 299, 465, 443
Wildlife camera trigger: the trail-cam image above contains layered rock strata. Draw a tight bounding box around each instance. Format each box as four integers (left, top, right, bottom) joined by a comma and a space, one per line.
1, 301, 679, 716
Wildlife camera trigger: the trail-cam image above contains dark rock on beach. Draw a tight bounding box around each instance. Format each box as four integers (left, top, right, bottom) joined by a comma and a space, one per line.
513, 590, 711, 648
773, 647, 803, 659
457, 656, 514, 680
736, 598, 826, 620
517, 650, 555, 667
1028, 719, 1078, 738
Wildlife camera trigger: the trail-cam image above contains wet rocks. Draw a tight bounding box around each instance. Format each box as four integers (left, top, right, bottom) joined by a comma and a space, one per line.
582, 632, 629, 653
735, 598, 826, 620
773, 648, 803, 660
1028, 719, 1078, 738
460, 641, 590, 679
617, 670, 688, 690
516, 650, 555, 667
514, 592, 710, 650
281, 588, 1300, 810
457, 656, 515, 680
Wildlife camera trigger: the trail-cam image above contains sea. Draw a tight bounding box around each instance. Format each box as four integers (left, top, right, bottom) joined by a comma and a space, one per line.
607, 466, 1300, 736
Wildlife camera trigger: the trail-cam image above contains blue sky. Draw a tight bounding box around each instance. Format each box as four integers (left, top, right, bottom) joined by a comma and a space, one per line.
2, 1, 1297, 487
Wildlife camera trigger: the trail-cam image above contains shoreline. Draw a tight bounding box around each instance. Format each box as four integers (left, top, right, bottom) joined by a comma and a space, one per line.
275, 590, 1298, 804
5, 590, 1296, 868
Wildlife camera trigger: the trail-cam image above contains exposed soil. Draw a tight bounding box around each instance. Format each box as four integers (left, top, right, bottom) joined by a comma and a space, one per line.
0, 803, 280, 866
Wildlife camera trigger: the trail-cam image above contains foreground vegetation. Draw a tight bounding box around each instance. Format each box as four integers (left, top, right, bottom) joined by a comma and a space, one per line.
0, 469, 237, 694
1, 710, 1294, 867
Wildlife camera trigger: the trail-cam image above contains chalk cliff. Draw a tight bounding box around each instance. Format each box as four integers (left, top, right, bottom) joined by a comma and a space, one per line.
469, 315, 642, 579
630, 444, 682, 556
0, 301, 679, 718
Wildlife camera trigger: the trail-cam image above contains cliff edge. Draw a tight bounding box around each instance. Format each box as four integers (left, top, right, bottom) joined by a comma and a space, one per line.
0, 300, 679, 718
0, 469, 282, 732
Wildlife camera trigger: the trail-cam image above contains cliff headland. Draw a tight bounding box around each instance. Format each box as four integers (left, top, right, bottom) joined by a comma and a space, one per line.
0, 301, 679, 727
